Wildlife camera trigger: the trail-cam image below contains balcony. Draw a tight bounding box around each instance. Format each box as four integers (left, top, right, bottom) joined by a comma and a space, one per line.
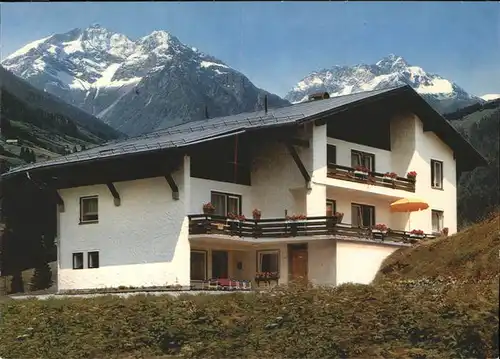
188, 215, 434, 244
326, 164, 415, 193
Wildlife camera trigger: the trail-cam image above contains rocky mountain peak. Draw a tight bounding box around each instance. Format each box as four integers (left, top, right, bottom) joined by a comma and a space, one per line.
375, 54, 411, 72
2, 25, 289, 136
285, 54, 480, 113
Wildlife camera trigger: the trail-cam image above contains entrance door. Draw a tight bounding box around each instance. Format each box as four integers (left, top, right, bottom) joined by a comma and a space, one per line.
211, 250, 229, 278
288, 245, 308, 281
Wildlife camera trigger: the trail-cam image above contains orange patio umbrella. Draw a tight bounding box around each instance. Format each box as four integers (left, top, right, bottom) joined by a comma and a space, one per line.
390, 197, 429, 231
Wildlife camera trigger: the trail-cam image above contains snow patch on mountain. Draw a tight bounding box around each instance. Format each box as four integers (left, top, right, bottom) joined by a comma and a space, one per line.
481, 94, 500, 102
200, 61, 229, 69
62, 36, 84, 54
6, 35, 53, 59
93, 63, 121, 87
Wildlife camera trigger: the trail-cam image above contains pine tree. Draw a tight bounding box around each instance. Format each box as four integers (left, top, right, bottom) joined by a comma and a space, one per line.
10, 271, 24, 293
29, 235, 53, 291
30, 149, 36, 163
29, 261, 53, 291
73, 145, 78, 153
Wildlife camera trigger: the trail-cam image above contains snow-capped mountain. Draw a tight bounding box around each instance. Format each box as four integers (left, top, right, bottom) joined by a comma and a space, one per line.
2, 24, 289, 136
285, 54, 481, 114
480, 94, 500, 102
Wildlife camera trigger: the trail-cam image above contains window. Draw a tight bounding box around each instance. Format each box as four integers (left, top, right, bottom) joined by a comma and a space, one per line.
431, 210, 444, 233
257, 250, 280, 273
72, 252, 83, 270
80, 196, 98, 223
88, 251, 99, 269
431, 160, 443, 189
190, 250, 207, 281
351, 203, 375, 228
190, 137, 252, 185
326, 199, 336, 216
327, 145, 337, 167
210, 191, 241, 216
351, 150, 375, 172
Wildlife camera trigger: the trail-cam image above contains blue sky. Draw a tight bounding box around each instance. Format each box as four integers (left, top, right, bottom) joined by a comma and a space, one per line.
1, 2, 499, 96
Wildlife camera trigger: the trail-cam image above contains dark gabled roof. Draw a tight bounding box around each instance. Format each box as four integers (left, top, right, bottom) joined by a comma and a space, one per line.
1, 85, 487, 179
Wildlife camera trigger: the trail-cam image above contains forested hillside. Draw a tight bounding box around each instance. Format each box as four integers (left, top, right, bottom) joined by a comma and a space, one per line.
0, 66, 121, 173
448, 101, 499, 227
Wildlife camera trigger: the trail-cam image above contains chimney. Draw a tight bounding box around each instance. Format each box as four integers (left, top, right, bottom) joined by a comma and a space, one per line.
264, 95, 268, 114
205, 105, 209, 119
308, 92, 330, 101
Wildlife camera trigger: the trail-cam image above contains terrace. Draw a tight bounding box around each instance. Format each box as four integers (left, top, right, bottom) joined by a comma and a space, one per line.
188, 214, 435, 244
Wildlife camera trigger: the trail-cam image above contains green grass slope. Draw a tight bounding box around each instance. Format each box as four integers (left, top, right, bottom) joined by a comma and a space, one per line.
374, 212, 500, 284
0, 216, 498, 359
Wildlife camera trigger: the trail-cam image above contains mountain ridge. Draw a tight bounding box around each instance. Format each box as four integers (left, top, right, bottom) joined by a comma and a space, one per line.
285, 54, 482, 114
2, 24, 289, 136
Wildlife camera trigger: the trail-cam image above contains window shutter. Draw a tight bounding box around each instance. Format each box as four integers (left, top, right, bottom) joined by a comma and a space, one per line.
431, 161, 435, 185
439, 162, 443, 186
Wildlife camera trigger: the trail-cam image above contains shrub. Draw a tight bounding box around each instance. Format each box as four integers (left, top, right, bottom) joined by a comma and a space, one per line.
29, 261, 53, 291
0, 283, 497, 359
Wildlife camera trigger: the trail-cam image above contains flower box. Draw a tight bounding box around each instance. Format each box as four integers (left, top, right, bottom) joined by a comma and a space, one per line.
409, 229, 424, 240
353, 170, 369, 178
372, 223, 388, 240
406, 171, 417, 182
371, 229, 388, 234
202, 202, 215, 215
353, 165, 370, 179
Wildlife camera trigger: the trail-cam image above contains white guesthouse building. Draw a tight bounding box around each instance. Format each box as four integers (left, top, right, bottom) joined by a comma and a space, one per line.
2, 86, 486, 291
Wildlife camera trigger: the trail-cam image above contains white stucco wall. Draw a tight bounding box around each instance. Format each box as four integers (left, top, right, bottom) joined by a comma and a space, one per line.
250, 135, 312, 218
335, 241, 400, 285
57, 163, 191, 290
413, 117, 457, 234
190, 178, 253, 215
326, 188, 396, 227
390, 113, 457, 234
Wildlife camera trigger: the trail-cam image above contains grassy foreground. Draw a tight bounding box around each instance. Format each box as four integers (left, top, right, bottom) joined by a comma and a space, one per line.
0, 215, 498, 359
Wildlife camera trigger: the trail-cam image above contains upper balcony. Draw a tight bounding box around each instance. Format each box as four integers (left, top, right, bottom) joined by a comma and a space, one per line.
326, 164, 415, 193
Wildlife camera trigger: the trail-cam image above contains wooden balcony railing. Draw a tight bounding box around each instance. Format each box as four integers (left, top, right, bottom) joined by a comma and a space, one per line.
188, 215, 434, 244
326, 164, 415, 193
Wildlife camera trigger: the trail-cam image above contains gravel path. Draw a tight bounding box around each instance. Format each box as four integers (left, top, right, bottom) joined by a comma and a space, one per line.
9, 290, 251, 300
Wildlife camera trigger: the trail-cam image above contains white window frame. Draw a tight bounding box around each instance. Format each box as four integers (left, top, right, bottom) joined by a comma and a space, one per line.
431, 160, 443, 189
80, 196, 99, 223
351, 203, 375, 228
190, 250, 207, 281
351, 150, 375, 172
88, 251, 99, 269
431, 210, 444, 233
72, 252, 83, 270
210, 191, 241, 216
257, 250, 280, 274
